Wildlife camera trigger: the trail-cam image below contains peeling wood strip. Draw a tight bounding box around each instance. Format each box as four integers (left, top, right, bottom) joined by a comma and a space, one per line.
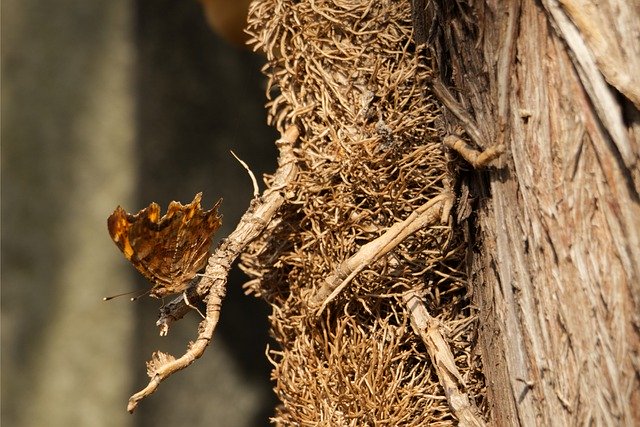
542, 0, 635, 167
496, 0, 521, 137
558, 0, 640, 109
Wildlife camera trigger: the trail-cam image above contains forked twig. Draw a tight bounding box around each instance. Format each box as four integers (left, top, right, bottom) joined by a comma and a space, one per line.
308, 192, 454, 314
127, 125, 300, 413
404, 291, 486, 427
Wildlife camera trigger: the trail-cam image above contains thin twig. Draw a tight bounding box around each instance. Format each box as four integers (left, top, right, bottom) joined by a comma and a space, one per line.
231, 150, 260, 197
404, 291, 486, 427
309, 192, 453, 314
127, 125, 300, 413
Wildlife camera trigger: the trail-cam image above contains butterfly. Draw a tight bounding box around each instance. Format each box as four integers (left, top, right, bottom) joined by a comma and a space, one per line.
107, 192, 222, 298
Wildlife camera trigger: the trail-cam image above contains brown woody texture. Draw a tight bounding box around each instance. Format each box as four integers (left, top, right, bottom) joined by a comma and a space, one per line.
426, 0, 639, 425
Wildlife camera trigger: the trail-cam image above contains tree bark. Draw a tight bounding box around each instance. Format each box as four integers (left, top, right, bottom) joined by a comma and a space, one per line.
425, 0, 640, 424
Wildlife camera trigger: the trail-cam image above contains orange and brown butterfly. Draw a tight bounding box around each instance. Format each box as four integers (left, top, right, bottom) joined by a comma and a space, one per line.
107, 192, 222, 298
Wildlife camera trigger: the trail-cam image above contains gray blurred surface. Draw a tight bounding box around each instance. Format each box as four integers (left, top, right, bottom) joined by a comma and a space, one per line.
2, 1, 277, 425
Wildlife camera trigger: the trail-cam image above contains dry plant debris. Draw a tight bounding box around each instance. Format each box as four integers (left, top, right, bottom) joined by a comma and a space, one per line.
240, 0, 490, 424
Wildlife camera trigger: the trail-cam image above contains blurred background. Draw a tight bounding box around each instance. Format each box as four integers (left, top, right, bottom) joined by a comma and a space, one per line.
2, 0, 278, 425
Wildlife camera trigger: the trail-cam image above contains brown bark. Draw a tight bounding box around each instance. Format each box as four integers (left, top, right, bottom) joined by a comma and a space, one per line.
424, 0, 640, 424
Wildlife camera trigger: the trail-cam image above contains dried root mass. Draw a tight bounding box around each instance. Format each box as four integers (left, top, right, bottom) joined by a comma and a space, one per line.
242, 0, 487, 424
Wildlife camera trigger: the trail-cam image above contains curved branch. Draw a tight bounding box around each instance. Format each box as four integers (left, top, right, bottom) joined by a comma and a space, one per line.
126, 125, 300, 413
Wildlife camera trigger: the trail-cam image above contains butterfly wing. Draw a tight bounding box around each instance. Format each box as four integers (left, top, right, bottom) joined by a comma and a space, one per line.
107, 193, 222, 298
162, 195, 222, 294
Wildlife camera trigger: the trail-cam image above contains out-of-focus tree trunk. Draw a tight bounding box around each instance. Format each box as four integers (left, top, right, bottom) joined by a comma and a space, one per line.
2, 1, 275, 426
422, 0, 639, 424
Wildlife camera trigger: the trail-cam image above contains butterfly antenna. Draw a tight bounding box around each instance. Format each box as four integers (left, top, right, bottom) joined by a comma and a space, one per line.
103, 289, 148, 301
130, 289, 151, 301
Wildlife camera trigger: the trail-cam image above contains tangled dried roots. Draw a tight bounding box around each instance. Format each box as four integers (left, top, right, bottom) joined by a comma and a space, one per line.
242, 0, 486, 424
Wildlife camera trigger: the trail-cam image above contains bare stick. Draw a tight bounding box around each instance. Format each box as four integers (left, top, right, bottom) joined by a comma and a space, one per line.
404, 291, 486, 427
127, 125, 300, 413
309, 193, 453, 314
